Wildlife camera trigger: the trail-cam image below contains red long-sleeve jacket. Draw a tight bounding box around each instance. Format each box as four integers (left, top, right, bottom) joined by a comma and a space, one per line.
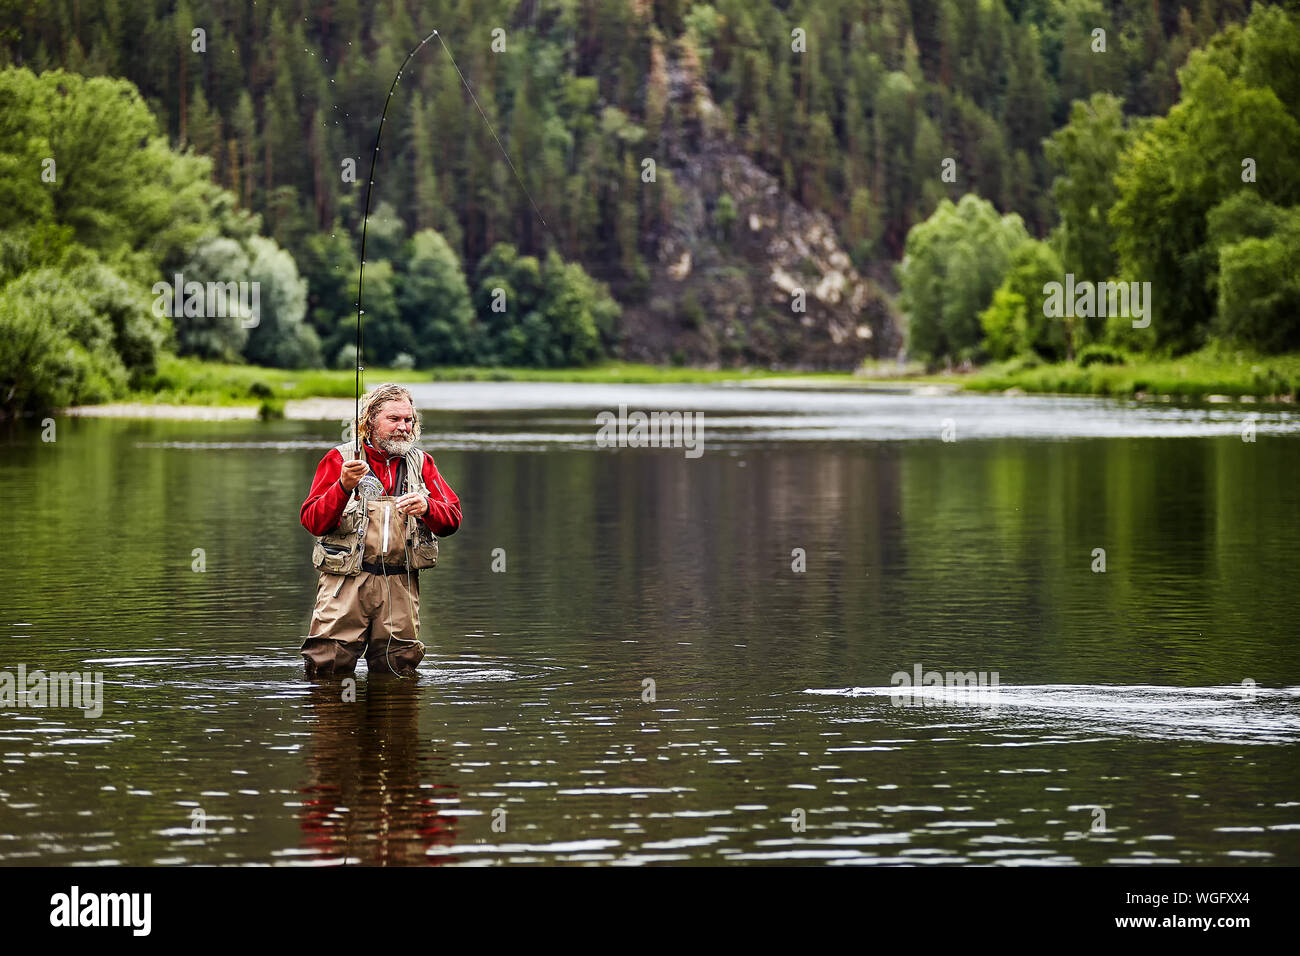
300, 442, 462, 537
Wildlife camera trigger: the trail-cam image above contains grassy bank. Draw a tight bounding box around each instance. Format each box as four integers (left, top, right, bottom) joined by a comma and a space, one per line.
953, 347, 1300, 402
132, 355, 851, 407
125, 349, 1300, 412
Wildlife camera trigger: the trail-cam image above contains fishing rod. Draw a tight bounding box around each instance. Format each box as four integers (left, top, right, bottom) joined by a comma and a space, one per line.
346, 28, 560, 682
351, 30, 434, 495
351, 28, 553, 491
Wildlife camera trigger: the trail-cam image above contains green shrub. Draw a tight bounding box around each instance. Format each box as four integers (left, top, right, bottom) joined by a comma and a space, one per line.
1002, 353, 1043, 374
979, 286, 1028, 360
1077, 344, 1128, 367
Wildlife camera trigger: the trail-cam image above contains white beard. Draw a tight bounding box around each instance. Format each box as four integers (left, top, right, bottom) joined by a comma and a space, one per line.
375, 435, 415, 456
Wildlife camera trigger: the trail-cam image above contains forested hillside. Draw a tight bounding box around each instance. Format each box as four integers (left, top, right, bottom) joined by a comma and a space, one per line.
1, 0, 1296, 410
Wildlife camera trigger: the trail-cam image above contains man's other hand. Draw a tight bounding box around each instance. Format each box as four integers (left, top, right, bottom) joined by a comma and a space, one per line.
340, 459, 370, 491
396, 492, 428, 516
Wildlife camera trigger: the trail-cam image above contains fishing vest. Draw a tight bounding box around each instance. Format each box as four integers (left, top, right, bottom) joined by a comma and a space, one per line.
311, 442, 440, 576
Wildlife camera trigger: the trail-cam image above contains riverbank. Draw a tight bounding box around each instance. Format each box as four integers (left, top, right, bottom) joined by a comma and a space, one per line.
59, 357, 867, 419
78, 355, 872, 418
136, 355, 857, 400
60, 398, 356, 420
58, 348, 1300, 419
954, 347, 1300, 403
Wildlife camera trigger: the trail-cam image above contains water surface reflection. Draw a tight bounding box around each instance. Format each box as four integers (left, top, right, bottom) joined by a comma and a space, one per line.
1, 386, 1297, 865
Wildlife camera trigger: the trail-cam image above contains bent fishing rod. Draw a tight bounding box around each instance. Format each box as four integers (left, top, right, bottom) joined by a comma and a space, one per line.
351, 29, 553, 478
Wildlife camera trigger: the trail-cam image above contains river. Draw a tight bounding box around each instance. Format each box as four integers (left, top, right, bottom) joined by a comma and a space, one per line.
1, 383, 1297, 865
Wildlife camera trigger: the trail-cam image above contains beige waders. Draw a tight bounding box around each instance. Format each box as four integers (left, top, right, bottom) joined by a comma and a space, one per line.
301, 569, 423, 677
301, 494, 426, 678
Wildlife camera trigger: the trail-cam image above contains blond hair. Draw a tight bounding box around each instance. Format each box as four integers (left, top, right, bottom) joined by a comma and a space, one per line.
357, 383, 422, 443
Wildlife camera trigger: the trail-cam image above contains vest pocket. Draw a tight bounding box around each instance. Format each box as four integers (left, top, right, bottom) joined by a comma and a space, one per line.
409, 527, 439, 569
335, 501, 362, 534
312, 537, 358, 574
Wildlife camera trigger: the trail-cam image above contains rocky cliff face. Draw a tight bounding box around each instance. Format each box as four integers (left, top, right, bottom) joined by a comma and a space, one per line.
616, 39, 900, 369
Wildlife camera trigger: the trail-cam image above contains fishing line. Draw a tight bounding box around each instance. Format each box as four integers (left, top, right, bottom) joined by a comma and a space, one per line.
431, 31, 553, 240
349, 29, 549, 679
352, 28, 555, 452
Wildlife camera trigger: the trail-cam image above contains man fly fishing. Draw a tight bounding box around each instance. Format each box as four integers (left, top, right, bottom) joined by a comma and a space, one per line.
299, 383, 461, 678
292, 28, 524, 678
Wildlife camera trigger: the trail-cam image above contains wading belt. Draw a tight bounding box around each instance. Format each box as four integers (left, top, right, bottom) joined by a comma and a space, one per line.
361, 561, 413, 575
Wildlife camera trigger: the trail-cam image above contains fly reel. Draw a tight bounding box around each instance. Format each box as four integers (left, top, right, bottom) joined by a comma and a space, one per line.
357, 473, 384, 501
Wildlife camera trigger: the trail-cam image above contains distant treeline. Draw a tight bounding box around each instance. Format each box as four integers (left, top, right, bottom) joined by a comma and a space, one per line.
0, 63, 616, 414
3, 0, 1256, 262
0, 0, 1294, 414
900, 4, 1300, 365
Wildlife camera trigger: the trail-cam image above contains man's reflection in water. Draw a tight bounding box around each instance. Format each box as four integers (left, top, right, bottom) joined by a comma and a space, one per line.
300, 676, 459, 865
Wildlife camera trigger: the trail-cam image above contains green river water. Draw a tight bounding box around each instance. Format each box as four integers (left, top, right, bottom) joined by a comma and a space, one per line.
1, 383, 1297, 865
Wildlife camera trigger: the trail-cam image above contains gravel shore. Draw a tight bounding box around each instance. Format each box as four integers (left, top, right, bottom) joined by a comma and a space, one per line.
61, 399, 355, 420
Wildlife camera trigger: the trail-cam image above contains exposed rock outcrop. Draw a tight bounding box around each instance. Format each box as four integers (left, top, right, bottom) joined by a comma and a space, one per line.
617, 37, 899, 368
